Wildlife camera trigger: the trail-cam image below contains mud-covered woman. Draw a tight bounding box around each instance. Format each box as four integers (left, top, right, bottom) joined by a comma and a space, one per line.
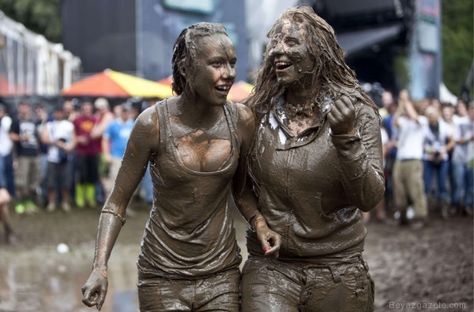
241, 6, 385, 312
81, 23, 279, 312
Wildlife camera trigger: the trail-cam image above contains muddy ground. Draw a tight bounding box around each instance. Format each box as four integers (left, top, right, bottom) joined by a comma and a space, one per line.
0, 204, 472, 312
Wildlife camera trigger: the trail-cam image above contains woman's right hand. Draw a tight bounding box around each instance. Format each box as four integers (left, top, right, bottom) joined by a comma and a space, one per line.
81, 268, 108, 310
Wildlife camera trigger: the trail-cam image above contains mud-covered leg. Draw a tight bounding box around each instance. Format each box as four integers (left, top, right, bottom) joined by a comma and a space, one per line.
301, 261, 374, 312
195, 269, 240, 312
138, 277, 193, 312
241, 257, 301, 312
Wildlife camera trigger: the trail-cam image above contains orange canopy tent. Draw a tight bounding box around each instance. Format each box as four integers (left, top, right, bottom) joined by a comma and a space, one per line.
228, 81, 254, 102
62, 69, 173, 98
157, 76, 253, 102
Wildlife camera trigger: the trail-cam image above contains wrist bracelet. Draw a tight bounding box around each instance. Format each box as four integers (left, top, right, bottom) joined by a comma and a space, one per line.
101, 209, 126, 225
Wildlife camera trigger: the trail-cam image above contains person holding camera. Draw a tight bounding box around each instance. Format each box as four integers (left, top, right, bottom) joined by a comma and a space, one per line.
393, 90, 429, 227
423, 106, 455, 218
41, 106, 75, 212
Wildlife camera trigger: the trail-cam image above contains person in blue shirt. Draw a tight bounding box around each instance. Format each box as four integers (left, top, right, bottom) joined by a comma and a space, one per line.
102, 104, 134, 194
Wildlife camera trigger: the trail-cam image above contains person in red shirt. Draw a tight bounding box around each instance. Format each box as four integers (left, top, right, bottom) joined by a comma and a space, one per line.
73, 100, 101, 208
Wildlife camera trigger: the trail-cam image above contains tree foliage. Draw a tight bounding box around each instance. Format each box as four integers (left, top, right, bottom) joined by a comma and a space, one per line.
442, 0, 473, 95
0, 0, 61, 42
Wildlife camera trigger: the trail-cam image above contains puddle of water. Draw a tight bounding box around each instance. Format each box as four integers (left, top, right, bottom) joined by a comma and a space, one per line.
0, 244, 140, 312
0, 211, 249, 312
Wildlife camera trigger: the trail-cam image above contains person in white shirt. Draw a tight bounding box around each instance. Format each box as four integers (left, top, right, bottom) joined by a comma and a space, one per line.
451, 102, 474, 215
0, 105, 13, 161
41, 106, 76, 212
453, 99, 469, 125
0, 104, 15, 243
393, 90, 429, 226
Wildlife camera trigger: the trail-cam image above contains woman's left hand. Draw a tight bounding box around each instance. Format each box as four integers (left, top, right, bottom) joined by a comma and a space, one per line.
254, 217, 281, 257
328, 95, 356, 135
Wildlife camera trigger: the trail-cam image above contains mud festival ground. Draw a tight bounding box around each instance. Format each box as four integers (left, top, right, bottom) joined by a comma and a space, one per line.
0, 202, 472, 312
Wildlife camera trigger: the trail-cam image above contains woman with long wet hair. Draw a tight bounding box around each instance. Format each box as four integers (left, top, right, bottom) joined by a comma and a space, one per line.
81, 22, 278, 312
242, 6, 384, 311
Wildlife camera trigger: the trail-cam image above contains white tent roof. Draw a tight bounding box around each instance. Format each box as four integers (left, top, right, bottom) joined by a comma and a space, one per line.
439, 83, 458, 105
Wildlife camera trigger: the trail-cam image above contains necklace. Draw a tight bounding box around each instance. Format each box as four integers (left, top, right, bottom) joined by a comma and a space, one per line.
285, 101, 318, 118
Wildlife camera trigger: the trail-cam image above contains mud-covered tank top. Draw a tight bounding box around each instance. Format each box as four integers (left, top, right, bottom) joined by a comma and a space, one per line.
137, 100, 241, 279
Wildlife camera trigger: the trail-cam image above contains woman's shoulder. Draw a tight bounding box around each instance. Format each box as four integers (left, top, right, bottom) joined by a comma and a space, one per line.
230, 102, 255, 129
139, 97, 177, 124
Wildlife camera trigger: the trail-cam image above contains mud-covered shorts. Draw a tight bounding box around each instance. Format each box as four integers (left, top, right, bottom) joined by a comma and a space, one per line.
137, 268, 240, 312
241, 255, 374, 312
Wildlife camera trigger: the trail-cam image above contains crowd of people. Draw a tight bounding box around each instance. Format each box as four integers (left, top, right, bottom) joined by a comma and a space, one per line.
0, 91, 473, 243
0, 97, 153, 243
375, 91, 474, 227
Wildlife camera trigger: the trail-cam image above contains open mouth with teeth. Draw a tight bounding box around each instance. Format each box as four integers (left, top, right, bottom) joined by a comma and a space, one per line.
275, 61, 293, 71
215, 85, 231, 93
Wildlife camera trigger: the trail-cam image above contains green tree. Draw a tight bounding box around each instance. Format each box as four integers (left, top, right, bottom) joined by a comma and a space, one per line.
0, 0, 61, 42
442, 0, 473, 96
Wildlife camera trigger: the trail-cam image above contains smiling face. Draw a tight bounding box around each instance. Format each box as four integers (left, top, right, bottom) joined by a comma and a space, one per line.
268, 18, 314, 86
187, 33, 236, 106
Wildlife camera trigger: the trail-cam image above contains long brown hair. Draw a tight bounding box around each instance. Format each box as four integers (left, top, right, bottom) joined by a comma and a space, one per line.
247, 6, 376, 114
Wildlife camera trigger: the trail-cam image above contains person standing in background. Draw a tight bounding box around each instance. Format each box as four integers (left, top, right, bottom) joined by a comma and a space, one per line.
381, 91, 398, 214
451, 102, 474, 215
0, 104, 14, 197
92, 97, 115, 204
73, 100, 100, 209
35, 103, 50, 209
0, 104, 15, 244
423, 106, 455, 218
0, 157, 15, 244
9, 101, 41, 214
41, 106, 76, 212
102, 104, 133, 194
63, 99, 80, 204
393, 91, 429, 227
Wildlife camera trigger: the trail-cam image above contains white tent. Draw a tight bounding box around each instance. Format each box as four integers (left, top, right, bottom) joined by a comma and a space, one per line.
439, 83, 458, 105
0, 10, 81, 96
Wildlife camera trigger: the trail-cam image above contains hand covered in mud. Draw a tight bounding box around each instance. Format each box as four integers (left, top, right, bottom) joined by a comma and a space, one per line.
328, 95, 356, 135
81, 267, 108, 310
254, 215, 281, 257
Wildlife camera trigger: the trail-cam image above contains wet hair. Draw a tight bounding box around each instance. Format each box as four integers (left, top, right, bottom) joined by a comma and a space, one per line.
171, 22, 228, 95
248, 6, 376, 114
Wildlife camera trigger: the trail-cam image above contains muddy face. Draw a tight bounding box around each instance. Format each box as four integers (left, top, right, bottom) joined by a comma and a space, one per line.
268, 18, 314, 86
188, 34, 236, 106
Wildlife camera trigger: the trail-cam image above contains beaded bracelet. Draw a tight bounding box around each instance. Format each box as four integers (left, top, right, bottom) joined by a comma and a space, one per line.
101, 209, 126, 225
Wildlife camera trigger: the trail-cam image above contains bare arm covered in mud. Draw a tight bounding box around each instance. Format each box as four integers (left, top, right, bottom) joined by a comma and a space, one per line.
328, 95, 385, 212
232, 103, 281, 256
82, 106, 158, 310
